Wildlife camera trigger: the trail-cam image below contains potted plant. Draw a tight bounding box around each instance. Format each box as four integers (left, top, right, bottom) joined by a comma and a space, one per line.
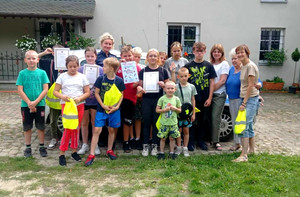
264, 49, 287, 66
15, 35, 37, 52
41, 33, 62, 49
263, 76, 285, 91
289, 48, 300, 93
65, 32, 96, 50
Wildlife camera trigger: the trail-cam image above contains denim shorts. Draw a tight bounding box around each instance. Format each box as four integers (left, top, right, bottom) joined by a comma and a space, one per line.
238, 96, 258, 138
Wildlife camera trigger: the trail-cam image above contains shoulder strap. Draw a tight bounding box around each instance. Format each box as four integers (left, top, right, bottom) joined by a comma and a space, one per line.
178, 83, 184, 102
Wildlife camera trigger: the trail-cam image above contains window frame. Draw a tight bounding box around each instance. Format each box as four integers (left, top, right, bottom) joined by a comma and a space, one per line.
261, 0, 287, 3
166, 23, 200, 58
259, 28, 285, 65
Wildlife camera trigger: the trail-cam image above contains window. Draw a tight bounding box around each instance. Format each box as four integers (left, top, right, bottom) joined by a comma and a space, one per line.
167, 24, 200, 58
261, 0, 287, 3
259, 28, 285, 62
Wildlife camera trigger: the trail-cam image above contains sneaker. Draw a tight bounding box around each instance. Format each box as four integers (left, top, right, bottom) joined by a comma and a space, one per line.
48, 138, 57, 150
59, 155, 66, 166
169, 153, 177, 160
188, 144, 195, 152
198, 141, 208, 151
151, 144, 158, 156
136, 139, 143, 150
71, 152, 81, 161
183, 147, 190, 157
24, 148, 32, 158
129, 138, 137, 149
175, 146, 182, 155
157, 153, 165, 160
106, 150, 117, 160
95, 146, 101, 155
78, 143, 89, 155
85, 154, 95, 166
123, 141, 131, 153
39, 147, 48, 157
142, 144, 149, 157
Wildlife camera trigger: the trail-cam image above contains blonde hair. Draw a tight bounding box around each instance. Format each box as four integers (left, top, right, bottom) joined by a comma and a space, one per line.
103, 57, 120, 72
210, 44, 226, 64
25, 50, 38, 58
145, 48, 161, 65
99, 32, 114, 49
165, 80, 176, 87
132, 47, 142, 56
178, 67, 189, 75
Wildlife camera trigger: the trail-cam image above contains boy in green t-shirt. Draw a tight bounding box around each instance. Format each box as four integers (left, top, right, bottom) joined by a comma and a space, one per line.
156, 81, 181, 160
16, 50, 50, 158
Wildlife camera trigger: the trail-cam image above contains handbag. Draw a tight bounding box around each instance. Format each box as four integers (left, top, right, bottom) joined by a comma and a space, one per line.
178, 83, 193, 120
234, 109, 247, 134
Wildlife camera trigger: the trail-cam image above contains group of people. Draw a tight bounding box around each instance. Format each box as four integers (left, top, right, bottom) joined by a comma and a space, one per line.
16, 32, 260, 166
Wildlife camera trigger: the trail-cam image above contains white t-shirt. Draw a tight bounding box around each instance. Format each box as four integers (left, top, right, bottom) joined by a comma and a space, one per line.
56, 72, 89, 104
213, 60, 230, 94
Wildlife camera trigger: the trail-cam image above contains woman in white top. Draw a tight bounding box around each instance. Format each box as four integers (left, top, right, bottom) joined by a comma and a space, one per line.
210, 44, 230, 151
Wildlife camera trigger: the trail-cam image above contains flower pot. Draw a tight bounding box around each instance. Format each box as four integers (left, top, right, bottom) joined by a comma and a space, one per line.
292, 83, 299, 90
263, 81, 284, 91
289, 86, 297, 94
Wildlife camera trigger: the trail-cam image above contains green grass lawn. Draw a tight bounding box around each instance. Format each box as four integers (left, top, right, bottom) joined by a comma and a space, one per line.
0, 153, 299, 196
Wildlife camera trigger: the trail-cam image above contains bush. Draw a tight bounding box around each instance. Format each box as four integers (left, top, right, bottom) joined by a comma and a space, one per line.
15, 35, 37, 52
266, 76, 284, 83
41, 34, 62, 49
264, 49, 287, 65
65, 32, 96, 50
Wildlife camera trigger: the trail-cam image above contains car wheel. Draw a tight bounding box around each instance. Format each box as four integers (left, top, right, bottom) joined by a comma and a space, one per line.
219, 107, 233, 142
57, 114, 64, 134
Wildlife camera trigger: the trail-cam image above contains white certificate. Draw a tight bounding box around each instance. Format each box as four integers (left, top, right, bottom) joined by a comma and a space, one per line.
143, 71, 159, 93
54, 48, 70, 70
83, 64, 99, 87
121, 61, 139, 84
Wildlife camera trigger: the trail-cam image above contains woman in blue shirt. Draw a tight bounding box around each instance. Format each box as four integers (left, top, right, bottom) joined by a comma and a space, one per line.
96, 32, 117, 67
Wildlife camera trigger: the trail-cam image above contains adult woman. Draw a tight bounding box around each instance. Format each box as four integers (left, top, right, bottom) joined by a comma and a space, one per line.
137, 49, 169, 157
96, 32, 116, 67
210, 44, 230, 151
233, 44, 259, 162
226, 48, 242, 151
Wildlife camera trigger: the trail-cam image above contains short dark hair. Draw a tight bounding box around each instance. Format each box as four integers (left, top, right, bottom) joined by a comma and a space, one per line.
65, 55, 79, 68
192, 42, 206, 51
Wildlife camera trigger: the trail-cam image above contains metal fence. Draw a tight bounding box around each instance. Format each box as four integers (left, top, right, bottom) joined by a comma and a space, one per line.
0, 51, 26, 81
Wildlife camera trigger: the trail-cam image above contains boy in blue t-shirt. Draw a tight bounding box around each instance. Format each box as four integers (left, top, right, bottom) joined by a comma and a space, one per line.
16, 50, 50, 158
85, 57, 125, 166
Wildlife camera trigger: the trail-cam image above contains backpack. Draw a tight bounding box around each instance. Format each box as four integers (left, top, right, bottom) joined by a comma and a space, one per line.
178, 83, 193, 120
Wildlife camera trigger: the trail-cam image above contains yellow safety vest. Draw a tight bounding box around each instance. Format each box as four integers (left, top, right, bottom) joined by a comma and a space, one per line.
234, 110, 247, 134
46, 82, 62, 110
62, 98, 78, 130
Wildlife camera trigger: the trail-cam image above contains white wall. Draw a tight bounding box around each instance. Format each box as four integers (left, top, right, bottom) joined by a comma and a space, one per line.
84, 0, 300, 86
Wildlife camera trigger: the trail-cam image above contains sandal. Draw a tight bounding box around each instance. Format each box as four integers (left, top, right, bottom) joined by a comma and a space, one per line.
232, 155, 248, 162
214, 143, 222, 151
230, 145, 241, 151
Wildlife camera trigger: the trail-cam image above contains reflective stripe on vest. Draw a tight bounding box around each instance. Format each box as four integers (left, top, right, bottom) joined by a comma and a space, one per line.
46, 96, 60, 103
62, 114, 78, 119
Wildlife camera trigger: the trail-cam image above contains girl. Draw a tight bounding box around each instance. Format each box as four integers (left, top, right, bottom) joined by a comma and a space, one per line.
54, 55, 90, 166
137, 49, 169, 156
159, 51, 167, 67
210, 44, 230, 151
233, 45, 259, 162
164, 42, 189, 83
77, 47, 104, 155
96, 32, 116, 67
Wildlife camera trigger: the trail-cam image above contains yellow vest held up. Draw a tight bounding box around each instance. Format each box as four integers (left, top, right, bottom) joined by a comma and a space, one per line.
46, 82, 62, 110
234, 109, 246, 134
62, 98, 78, 130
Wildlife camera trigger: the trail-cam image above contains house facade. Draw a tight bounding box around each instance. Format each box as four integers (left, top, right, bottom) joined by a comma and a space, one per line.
1, 0, 300, 88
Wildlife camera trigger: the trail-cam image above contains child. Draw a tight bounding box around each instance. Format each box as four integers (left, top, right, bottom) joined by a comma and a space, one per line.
54, 55, 90, 166
78, 47, 104, 155
85, 57, 125, 166
16, 50, 50, 158
184, 42, 217, 151
137, 48, 169, 157
116, 45, 141, 152
174, 67, 197, 157
131, 46, 145, 150
159, 51, 167, 67
164, 42, 189, 83
156, 81, 181, 160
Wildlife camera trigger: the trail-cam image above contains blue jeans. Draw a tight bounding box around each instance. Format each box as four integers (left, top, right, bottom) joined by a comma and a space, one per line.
238, 96, 259, 138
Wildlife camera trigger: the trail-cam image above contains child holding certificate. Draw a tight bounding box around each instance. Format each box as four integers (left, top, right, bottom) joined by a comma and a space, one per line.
78, 47, 104, 155
137, 48, 169, 157
116, 45, 141, 153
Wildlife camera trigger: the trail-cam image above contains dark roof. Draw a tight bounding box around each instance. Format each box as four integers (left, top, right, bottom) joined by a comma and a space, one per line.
0, 0, 95, 19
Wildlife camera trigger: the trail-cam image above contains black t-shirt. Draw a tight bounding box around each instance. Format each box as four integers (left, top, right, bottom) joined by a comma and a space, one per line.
94, 75, 125, 112
185, 60, 217, 102
139, 66, 169, 99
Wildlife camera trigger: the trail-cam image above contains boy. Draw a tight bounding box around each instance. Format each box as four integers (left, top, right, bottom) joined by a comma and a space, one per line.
184, 42, 217, 151
174, 67, 197, 157
156, 81, 181, 160
16, 50, 50, 158
85, 57, 125, 166
116, 45, 141, 152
